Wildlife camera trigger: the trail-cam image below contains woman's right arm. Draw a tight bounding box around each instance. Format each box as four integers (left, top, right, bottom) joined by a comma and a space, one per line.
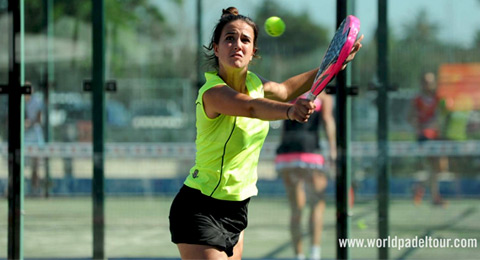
202, 85, 315, 122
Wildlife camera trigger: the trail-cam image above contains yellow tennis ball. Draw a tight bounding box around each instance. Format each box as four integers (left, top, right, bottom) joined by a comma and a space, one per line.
356, 219, 368, 230
264, 16, 285, 37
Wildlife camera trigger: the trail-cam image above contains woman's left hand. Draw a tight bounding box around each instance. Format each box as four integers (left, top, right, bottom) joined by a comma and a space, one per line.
342, 34, 364, 70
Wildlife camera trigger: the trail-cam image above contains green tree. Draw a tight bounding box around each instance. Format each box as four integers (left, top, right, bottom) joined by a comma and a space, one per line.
400, 9, 439, 45
22, 0, 166, 34
391, 9, 444, 89
474, 30, 480, 48
21, 1, 172, 74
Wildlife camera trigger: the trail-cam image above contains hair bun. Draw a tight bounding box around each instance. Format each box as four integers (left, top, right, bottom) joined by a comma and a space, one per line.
222, 7, 239, 17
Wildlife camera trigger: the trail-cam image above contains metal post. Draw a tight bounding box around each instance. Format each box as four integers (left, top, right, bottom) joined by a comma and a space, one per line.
336, 0, 353, 259
7, 0, 25, 259
196, 0, 203, 89
377, 0, 390, 259
42, 0, 54, 198
92, 0, 106, 259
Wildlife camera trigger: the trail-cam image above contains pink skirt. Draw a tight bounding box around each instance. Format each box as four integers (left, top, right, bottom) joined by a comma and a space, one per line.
275, 152, 325, 170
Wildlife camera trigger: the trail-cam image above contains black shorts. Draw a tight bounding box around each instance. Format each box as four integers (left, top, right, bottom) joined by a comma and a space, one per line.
169, 185, 250, 257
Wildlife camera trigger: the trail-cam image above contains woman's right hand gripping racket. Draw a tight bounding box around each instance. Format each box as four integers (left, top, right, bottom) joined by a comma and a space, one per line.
306, 15, 361, 101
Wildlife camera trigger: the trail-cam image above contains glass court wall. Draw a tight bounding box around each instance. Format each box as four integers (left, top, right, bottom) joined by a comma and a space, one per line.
0, 0, 479, 259
0, 1, 8, 255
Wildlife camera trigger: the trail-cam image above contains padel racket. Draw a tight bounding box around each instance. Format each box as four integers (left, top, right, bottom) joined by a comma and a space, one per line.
307, 15, 360, 101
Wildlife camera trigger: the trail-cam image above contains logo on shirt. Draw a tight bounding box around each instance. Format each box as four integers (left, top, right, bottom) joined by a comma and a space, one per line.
192, 169, 199, 178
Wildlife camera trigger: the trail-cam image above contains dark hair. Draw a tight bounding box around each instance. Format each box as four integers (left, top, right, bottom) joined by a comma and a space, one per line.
204, 7, 259, 70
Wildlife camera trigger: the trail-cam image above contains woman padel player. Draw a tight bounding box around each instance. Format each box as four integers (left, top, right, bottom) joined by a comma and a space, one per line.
169, 7, 362, 259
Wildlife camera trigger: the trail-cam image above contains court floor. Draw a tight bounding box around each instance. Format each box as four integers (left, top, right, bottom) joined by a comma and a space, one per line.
0, 196, 478, 260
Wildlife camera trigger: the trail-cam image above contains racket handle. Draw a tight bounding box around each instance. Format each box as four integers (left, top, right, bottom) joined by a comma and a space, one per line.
307, 92, 316, 101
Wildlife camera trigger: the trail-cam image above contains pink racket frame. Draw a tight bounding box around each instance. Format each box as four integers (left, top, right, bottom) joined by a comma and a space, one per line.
307, 15, 360, 100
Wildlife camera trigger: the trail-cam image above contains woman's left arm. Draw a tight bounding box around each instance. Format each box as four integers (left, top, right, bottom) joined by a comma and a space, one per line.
261, 35, 364, 102
260, 68, 319, 102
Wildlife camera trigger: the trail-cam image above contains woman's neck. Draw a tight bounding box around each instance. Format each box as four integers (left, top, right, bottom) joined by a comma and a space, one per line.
218, 66, 248, 94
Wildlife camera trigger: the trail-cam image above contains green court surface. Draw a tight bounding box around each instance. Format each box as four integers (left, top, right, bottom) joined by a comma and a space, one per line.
0, 196, 478, 259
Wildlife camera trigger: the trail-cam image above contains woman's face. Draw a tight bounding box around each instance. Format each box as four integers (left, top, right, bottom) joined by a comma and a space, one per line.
214, 20, 256, 72
422, 72, 436, 93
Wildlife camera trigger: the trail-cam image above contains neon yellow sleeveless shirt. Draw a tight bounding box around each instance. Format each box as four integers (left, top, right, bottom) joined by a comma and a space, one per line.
184, 71, 269, 201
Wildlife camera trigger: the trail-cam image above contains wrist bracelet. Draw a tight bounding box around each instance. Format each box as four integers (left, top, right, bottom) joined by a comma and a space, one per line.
286, 106, 293, 120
